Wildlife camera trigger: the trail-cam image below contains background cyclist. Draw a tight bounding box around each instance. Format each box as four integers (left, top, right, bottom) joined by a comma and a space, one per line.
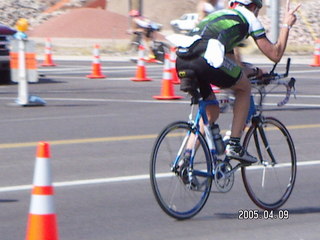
129, 9, 161, 60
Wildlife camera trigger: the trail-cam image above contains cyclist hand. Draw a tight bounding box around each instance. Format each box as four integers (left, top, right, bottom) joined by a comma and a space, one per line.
255, 67, 265, 78
283, 0, 301, 28
247, 67, 264, 78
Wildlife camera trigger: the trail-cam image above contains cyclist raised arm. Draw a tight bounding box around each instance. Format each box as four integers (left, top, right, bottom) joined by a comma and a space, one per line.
176, 0, 300, 164
254, 0, 300, 62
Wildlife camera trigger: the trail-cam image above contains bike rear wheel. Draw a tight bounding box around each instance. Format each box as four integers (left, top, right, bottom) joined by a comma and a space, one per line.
241, 117, 297, 210
150, 121, 213, 220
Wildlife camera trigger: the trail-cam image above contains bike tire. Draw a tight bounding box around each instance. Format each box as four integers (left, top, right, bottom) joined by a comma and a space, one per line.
241, 117, 297, 210
150, 121, 213, 220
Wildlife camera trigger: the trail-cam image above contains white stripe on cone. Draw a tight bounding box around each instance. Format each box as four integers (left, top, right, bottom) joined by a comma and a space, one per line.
29, 195, 55, 215
33, 157, 52, 186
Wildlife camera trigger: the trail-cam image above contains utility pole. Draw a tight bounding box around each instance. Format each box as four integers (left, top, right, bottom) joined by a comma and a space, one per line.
128, 0, 143, 29
269, 0, 280, 43
129, 0, 143, 14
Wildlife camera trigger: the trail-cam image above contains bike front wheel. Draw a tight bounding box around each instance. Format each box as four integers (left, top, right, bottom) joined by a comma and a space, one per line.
150, 121, 213, 220
241, 117, 297, 210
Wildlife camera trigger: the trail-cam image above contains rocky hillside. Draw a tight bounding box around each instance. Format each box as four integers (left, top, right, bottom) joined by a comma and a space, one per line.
0, 0, 318, 49
261, 1, 320, 47
0, 0, 86, 27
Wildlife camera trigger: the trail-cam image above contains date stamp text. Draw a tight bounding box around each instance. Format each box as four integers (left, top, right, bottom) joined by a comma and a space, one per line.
238, 209, 289, 220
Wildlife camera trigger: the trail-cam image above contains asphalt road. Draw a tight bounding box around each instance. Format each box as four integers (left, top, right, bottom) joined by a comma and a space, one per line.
1, 57, 320, 240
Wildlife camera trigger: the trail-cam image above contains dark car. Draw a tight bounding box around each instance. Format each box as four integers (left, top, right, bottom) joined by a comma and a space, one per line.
0, 24, 16, 84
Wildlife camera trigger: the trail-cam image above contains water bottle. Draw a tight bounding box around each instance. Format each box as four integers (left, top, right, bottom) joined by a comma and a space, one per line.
223, 130, 231, 145
211, 124, 225, 155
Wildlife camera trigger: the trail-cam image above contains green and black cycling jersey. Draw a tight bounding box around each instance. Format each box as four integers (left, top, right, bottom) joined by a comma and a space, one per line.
189, 6, 266, 53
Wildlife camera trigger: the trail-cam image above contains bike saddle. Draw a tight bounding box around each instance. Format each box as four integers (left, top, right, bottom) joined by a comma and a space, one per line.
178, 69, 200, 104
178, 69, 198, 92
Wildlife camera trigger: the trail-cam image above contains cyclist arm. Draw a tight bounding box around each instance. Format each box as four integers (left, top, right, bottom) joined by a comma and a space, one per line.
254, 0, 300, 63
134, 17, 151, 29
227, 50, 264, 77
254, 30, 289, 63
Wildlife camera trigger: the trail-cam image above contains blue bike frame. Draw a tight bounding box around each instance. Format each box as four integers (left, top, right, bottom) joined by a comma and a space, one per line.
172, 95, 257, 179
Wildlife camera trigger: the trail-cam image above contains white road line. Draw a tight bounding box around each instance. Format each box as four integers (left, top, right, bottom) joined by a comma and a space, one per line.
0, 96, 189, 104
268, 94, 320, 99
37, 67, 320, 74
290, 69, 320, 74
0, 96, 319, 107
38, 65, 161, 72
0, 160, 319, 193
0, 174, 149, 193
28, 98, 320, 108
40, 76, 160, 81
264, 103, 320, 107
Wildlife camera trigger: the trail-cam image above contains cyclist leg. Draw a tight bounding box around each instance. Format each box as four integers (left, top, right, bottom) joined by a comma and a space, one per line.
229, 74, 251, 138
227, 74, 257, 163
144, 28, 155, 59
205, 56, 257, 164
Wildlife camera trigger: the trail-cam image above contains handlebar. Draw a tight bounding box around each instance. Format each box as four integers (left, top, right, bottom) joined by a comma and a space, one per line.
249, 58, 296, 107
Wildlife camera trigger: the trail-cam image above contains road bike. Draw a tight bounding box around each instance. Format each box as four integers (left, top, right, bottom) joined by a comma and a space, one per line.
150, 58, 297, 219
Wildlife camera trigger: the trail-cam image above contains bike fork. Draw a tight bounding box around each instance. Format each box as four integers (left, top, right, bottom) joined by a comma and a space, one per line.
252, 116, 277, 166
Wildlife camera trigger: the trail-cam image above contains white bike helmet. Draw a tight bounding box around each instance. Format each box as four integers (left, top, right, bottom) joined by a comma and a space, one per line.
229, 0, 263, 9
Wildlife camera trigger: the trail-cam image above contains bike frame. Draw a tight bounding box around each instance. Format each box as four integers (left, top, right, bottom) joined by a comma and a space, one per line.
178, 96, 258, 177
172, 89, 280, 180
172, 58, 294, 180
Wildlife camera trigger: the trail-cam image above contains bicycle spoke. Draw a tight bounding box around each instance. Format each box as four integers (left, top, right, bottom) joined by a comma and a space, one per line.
261, 166, 266, 188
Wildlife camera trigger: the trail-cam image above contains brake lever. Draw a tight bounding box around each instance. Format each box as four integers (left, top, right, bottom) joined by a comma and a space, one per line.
288, 77, 297, 99
288, 77, 295, 88
277, 77, 296, 106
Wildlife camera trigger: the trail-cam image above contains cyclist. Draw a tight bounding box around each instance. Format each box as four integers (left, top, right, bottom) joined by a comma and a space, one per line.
176, 0, 300, 164
129, 9, 160, 60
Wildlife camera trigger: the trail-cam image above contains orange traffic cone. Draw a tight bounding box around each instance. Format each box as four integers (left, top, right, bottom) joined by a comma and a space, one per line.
131, 44, 152, 82
153, 53, 183, 100
41, 38, 56, 67
25, 142, 59, 240
170, 47, 180, 85
87, 44, 106, 79
311, 39, 320, 67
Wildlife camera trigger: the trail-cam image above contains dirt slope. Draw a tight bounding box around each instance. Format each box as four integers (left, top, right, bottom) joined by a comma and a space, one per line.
28, 8, 129, 39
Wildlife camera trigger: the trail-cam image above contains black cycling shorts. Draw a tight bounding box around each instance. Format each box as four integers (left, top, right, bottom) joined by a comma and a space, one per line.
176, 55, 242, 99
